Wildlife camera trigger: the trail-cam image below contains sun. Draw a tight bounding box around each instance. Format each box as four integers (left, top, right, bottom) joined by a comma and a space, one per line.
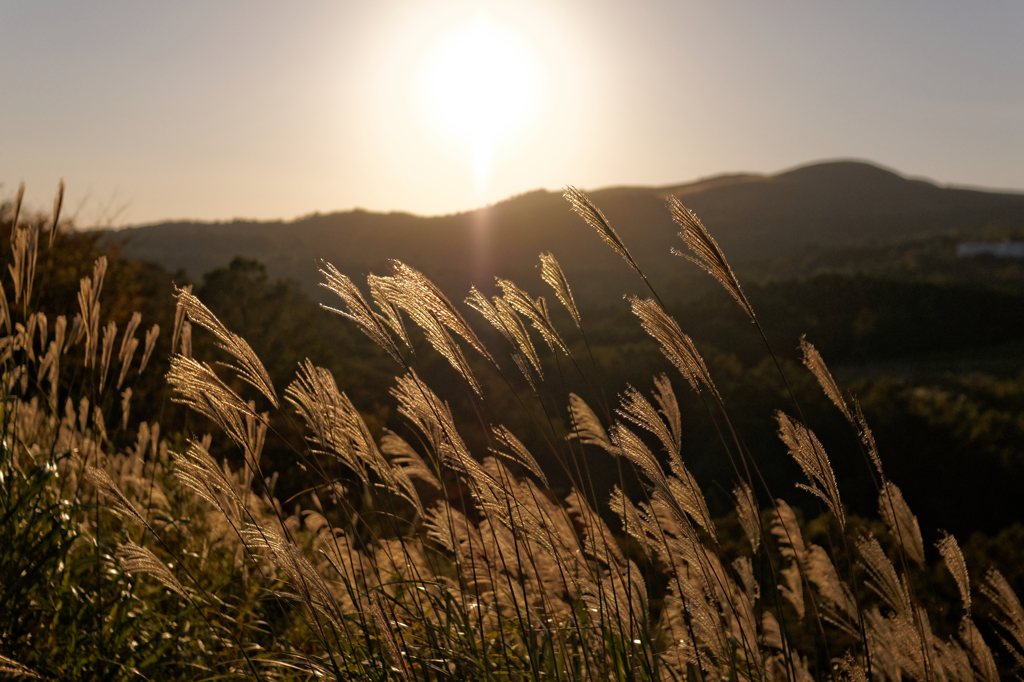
422, 15, 539, 193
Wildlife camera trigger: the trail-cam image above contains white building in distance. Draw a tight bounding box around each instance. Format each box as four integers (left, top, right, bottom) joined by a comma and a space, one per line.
956, 241, 1024, 259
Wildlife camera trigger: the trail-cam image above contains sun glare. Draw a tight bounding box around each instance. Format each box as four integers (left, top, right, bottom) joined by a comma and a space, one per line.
422, 16, 538, 194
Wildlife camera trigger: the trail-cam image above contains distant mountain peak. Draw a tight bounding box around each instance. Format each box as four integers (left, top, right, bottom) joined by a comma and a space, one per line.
772, 159, 912, 185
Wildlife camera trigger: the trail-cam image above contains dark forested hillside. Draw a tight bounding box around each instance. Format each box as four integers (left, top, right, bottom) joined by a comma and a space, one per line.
114, 160, 1024, 308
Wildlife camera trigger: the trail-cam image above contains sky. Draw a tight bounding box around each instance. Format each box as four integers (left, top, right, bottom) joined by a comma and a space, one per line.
2, 1, 1023, 226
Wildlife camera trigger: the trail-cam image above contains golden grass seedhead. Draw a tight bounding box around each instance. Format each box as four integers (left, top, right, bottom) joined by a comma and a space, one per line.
98, 319, 117, 393
242, 523, 345, 629
11, 182, 24, 232
856, 531, 910, 615
566, 488, 627, 568
85, 466, 150, 531
8, 203, 39, 306
368, 274, 412, 350
936, 531, 971, 614
0, 654, 41, 680
119, 311, 141, 361
806, 544, 857, 623
612, 422, 668, 489
117, 335, 139, 390
539, 252, 580, 329
777, 412, 845, 530
491, 424, 548, 487
497, 277, 568, 355
800, 336, 852, 422
879, 481, 924, 566
116, 541, 190, 599
387, 259, 492, 362
171, 439, 240, 508
567, 392, 616, 454
53, 314, 66, 353
49, 178, 64, 246
167, 355, 259, 450
651, 374, 681, 452
75, 257, 106, 368
175, 286, 278, 407
852, 397, 883, 477
617, 383, 680, 463
666, 467, 716, 541
321, 262, 403, 363
733, 483, 761, 554
178, 320, 191, 358
771, 499, 806, 563
0, 281, 10, 334
564, 185, 640, 273
287, 359, 399, 490
139, 323, 160, 373
839, 653, 869, 682
286, 360, 350, 464
960, 617, 1000, 682
668, 196, 755, 321
608, 486, 649, 558
981, 568, 1024, 655
121, 387, 132, 430
467, 286, 543, 384
382, 428, 442, 492
772, 499, 807, 619
371, 593, 411, 682
170, 284, 192, 357
628, 295, 718, 398
391, 370, 474, 475
363, 260, 491, 394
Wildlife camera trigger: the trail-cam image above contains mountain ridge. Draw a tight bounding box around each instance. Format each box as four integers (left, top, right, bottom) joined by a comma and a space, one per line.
113, 160, 1024, 306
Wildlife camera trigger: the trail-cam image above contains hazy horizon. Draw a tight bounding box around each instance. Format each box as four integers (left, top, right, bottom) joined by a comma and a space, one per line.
3, 1, 1023, 226
105, 157, 1023, 229
11, 156, 1024, 231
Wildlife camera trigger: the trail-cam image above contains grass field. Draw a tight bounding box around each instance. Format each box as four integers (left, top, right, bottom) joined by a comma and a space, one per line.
2, 182, 1023, 681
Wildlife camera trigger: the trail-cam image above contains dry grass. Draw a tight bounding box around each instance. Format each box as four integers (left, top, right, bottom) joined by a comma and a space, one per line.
2, 183, 1024, 681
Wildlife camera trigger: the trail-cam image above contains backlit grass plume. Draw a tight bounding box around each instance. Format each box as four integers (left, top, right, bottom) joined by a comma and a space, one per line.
539, 252, 581, 330
668, 195, 755, 321
777, 412, 845, 530
564, 185, 641, 274
628, 295, 718, 397
800, 335, 853, 422
175, 286, 278, 407
115, 541, 190, 599
937, 532, 971, 614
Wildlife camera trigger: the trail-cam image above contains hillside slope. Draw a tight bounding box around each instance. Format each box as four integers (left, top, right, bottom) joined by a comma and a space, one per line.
115, 160, 1024, 305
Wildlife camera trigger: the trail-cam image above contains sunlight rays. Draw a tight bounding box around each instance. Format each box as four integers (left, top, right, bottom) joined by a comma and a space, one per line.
422, 14, 540, 196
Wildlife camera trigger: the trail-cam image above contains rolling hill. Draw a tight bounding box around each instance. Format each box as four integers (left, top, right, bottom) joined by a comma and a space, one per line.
114, 160, 1024, 306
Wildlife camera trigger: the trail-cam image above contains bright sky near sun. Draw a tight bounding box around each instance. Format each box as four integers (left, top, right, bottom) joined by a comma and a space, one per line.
2, 1, 1023, 225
